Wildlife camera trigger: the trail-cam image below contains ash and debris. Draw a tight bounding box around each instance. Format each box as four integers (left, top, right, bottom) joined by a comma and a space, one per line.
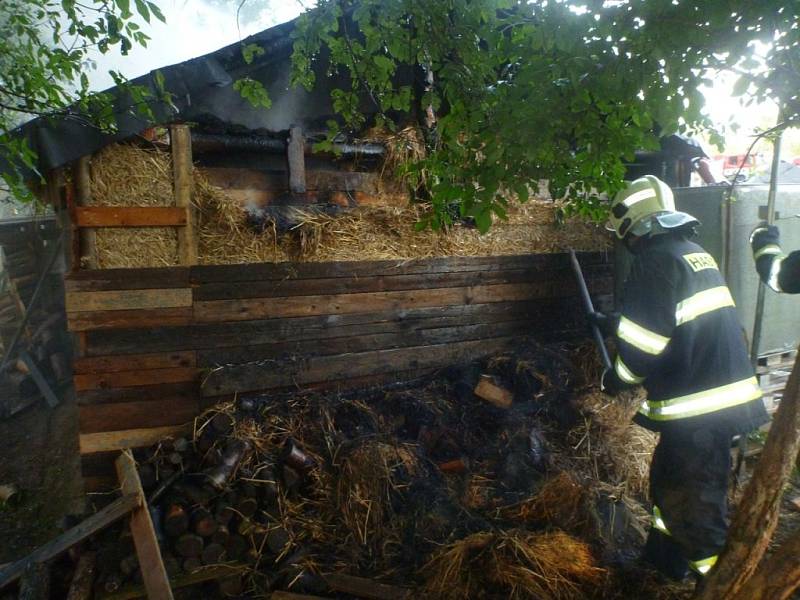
77, 341, 696, 599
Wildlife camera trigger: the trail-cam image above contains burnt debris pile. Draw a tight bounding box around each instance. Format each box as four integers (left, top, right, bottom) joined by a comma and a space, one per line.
88, 341, 692, 599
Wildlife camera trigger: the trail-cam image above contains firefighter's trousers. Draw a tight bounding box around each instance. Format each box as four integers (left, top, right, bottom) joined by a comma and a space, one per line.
643, 426, 733, 579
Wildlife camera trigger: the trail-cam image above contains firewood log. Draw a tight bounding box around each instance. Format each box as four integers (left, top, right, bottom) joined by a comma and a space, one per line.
211, 523, 230, 546
175, 534, 204, 558
225, 535, 247, 561
210, 413, 234, 435
201, 543, 226, 565
164, 504, 189, 537
182, 557, 202, 574
191, 507, 218, 538
267, 527, 291, 555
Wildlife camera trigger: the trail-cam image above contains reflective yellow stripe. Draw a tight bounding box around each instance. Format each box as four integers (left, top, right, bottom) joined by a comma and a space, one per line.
622, 188, 657, 207
639, 377, 762, 421
617, 316, 670, 355
652, 505, 671, 535
754, 243, 782, 260
768, 255, 786, 292
689, 555, 718, 575
674, 286, 735, 326
615, 356, 645, 384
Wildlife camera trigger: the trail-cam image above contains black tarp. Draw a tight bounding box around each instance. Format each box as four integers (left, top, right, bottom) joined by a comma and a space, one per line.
1, 18, 361, 178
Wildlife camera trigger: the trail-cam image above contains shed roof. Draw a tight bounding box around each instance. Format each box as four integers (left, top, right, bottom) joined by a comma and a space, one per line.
3, 16, 349, 178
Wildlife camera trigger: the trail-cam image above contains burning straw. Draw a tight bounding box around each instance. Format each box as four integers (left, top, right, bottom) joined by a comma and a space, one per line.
421, 529, 606, 600
86, 143, 610, 268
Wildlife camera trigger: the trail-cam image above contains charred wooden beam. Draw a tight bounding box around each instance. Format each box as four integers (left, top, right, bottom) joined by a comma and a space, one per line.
190, 132, 385, 157
287, 126, 307, 196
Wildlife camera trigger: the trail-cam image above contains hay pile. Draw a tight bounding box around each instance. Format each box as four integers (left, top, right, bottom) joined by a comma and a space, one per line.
86, 143, 610, 268
87, 340, 694, 599
421, 530, 605, 600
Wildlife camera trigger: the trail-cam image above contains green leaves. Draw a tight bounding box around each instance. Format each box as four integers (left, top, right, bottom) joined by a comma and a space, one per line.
242, 43, 266, 65
0, 0, 165, 203
289, 0, 800, 231
233, 78, 272, 109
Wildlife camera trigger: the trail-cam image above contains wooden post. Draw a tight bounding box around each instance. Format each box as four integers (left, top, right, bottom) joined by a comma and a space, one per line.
115, 450, 174, 600
288, 125, 306, 196
170, 124, 197, 266
45, 169, 72, 270
74, 156, 97, 269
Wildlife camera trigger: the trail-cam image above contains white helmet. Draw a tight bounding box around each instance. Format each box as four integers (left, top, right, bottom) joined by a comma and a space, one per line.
607, 175, 698, 239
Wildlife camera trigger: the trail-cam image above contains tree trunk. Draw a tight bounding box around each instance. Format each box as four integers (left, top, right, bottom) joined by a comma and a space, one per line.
695, 347, 800, 599
728, 526, 800, 600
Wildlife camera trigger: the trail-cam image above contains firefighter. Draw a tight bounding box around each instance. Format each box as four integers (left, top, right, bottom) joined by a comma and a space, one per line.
595, 175, 768, 581
750, 223, 800, 293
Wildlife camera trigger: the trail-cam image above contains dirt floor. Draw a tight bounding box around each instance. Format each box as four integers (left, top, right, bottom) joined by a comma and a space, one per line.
0, 387, 84, 564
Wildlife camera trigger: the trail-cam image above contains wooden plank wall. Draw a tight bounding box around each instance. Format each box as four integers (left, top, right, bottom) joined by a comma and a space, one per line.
66, 252, 612, 489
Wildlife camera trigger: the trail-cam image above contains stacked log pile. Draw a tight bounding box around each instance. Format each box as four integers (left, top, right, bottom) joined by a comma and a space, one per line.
79, 342, 687, 600
0, 218, 70, 416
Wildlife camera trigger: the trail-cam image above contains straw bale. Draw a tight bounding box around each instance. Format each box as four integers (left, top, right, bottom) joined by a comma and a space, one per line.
88, 143, 179, 268
421, 529, 605, 600
87, 142, 610, 268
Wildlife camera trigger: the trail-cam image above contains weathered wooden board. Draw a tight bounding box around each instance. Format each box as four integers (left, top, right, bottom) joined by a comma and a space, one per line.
76, 382, 198, 406
191, 267, 570, 301
79, 397, 199, 433
65, 267, 190, 292
79, 425, 192, 455
202, 336, 517, 396
189, 252, 609, 283
68, 307, 193, 332
85, 300, 573, 355
73, 351, 196, 374
194, 282, 572, 322
115, 450, 174, 600
66, 288, 192, 313
74, 207, 187, 228
73, 367, 198, 392
197, 320, 533, 367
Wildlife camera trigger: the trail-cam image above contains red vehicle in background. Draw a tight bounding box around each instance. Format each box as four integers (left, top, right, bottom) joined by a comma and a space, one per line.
715, 154, 758, 182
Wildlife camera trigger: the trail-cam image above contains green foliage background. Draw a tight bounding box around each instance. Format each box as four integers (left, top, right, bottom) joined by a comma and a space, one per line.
287, 0, 800, 230
0, 0, 166, 201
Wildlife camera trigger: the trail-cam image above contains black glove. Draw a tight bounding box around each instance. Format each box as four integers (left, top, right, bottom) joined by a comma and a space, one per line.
600, 367, 626, 396
587, 311, 620, 337
750, 222, 780, 256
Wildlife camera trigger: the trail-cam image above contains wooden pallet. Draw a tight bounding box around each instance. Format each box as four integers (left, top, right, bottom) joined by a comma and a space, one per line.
68, 124, 197, 270
756, 349, 796, 415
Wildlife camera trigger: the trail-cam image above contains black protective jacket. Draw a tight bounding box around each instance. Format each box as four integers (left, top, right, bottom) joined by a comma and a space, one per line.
610, 233, 768, 435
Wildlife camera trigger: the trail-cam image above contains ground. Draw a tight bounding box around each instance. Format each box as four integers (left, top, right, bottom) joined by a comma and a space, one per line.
0, 388, 83, 564
0, 380, 798, 599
